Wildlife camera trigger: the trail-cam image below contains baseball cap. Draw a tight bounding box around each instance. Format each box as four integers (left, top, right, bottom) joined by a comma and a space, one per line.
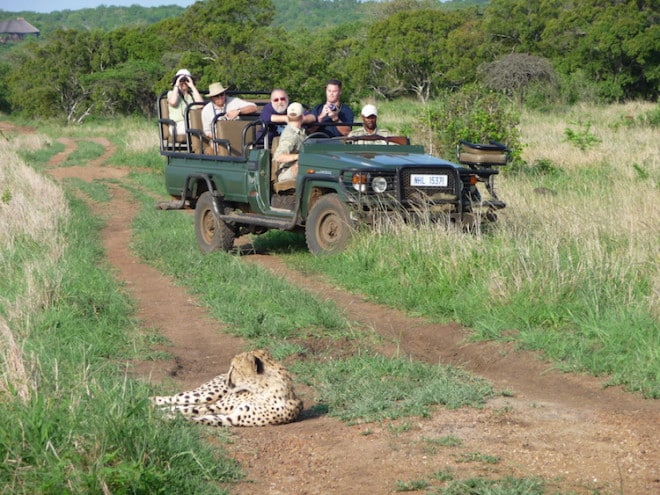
361, 104, 378, 117
287, 102, 304, 118
175, 69, 192, 78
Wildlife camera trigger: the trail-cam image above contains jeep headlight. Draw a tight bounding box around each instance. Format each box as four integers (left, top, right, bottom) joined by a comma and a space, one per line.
352, 172, 367, 193
372, 176, 388, 193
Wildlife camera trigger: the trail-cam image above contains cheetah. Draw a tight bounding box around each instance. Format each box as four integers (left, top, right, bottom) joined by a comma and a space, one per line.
150, 349, 303, 426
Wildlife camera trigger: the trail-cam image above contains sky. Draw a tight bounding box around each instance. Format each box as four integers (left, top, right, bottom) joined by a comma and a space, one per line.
0, 0, 197, 13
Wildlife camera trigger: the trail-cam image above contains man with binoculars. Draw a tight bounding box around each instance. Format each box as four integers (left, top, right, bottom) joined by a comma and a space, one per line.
167, 68, 203, 139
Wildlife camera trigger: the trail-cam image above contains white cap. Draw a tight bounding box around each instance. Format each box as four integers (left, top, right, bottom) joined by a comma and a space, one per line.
361, 104, 378, 117
287, 102, 304, 118
175, 68, 192, 77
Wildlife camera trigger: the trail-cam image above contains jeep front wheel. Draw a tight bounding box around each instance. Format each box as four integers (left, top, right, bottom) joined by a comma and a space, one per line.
305, 193, 354, 255
194, 191, 235, 253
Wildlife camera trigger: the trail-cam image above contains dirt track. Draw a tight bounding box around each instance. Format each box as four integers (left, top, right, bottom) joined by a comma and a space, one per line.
33, 129, 659, 494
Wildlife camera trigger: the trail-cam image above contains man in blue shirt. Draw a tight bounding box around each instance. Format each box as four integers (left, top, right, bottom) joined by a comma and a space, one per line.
258, 88, 289, 145
305, 79, 353, 137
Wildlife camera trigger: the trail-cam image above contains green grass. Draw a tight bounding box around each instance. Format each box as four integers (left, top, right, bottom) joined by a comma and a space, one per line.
393, 472, 550, 494
287, 221, 658, 397
438, 476, 547, 495
2, 128, 212, 491
60, 139, 107, 166
130, 193, 358, 350
395, 478, 429, 491
1, 178, 240, 492
62, 177, 113, 202
3, 106, 656, 493
293, 353, 494, 423
20, 139, 65, 167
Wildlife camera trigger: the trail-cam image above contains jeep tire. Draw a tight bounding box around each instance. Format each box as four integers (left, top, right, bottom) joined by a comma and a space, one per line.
305, 193, 354, 255
194, 191, 235, 253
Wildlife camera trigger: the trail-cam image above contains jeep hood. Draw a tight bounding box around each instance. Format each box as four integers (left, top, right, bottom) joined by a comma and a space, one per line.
301, 148, 458, 170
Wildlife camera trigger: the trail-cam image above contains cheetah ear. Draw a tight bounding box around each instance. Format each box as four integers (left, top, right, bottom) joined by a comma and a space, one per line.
254, 356, 265, 375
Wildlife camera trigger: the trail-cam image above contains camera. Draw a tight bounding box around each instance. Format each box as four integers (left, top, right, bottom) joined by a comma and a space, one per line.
328, 104, 336, 111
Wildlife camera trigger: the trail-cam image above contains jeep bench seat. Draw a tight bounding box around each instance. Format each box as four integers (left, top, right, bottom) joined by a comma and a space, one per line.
158, 94, 187, 151
209, 118, 259, 157
186, 103, 205, 154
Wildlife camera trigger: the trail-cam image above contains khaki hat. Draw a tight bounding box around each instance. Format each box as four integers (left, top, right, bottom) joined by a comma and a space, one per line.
208, 82, 228, 97
287, 102, 304, 118
361, 104, 378, 117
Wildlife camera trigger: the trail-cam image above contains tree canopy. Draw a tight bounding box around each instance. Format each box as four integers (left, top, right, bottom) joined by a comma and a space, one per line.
0, 0, 656, 122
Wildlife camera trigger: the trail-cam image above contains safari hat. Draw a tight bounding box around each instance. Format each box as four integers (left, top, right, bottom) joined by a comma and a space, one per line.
208, 82, 228, 97
287, 102, 304, 118
361, 104, 378, 117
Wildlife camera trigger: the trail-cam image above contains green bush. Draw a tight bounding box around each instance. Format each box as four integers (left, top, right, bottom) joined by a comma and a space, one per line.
425, 85, 522, 163
564, 120, 601, 151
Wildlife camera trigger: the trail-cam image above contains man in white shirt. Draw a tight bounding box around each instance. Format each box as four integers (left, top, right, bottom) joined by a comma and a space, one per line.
201, 82, 258, 138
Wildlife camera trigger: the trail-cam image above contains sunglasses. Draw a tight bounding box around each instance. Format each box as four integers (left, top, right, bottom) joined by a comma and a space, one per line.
272, 97, 287, 102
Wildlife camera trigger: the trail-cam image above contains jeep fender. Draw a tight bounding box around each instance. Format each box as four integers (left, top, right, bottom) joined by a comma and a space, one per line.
178, 173, 225, 215
299, 176, 348, 221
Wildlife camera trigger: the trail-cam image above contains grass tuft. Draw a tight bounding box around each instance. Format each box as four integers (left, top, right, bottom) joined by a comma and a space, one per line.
294, 353, 494, 423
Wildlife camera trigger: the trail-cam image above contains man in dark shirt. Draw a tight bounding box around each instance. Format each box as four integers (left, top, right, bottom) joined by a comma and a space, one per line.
305, 79, 353, 137
258, 88, 289, 145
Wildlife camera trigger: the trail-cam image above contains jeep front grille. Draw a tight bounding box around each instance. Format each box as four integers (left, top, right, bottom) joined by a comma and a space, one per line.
343, 168, 460, 205
400, 167, 459, 203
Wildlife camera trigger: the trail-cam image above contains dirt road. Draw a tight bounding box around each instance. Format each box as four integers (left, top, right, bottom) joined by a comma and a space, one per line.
40, 131, 659, 495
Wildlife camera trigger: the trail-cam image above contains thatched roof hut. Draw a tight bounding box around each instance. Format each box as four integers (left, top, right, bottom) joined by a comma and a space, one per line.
0, 18, 40, 42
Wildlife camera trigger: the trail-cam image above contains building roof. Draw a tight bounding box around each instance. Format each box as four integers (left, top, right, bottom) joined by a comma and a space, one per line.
0, 18, 40, 35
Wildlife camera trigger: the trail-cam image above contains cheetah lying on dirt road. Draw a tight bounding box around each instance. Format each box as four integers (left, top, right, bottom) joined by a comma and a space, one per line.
150, 349, 303, 426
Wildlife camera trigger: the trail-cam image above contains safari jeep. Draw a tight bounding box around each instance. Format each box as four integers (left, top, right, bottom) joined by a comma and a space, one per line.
157, 92, 509, 255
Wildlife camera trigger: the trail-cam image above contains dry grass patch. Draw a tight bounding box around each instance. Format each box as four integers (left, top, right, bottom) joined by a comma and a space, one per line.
0, 133, 69, 399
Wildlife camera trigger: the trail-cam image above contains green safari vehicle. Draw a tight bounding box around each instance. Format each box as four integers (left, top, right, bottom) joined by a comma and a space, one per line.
157, 93, 509, 255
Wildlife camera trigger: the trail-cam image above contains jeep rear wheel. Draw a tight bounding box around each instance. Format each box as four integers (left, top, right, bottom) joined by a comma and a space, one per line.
194, 191, 235, 253
305, 193, 354, 255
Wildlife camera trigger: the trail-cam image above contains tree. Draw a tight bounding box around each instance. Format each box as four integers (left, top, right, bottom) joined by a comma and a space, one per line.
7, 30, 102, 123
442, 15, 492, 87
480, 53, 557, 106
158, 0, 274, 64
483, 0, 563, 53
365, 9, 466, 102
484, 0, 659, 101
540, 0, 659, 100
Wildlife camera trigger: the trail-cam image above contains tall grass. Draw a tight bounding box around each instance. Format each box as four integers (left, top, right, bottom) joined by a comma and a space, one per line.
293, 101, 659, 397
0, 131, 238, 493
0, 132, 67, 401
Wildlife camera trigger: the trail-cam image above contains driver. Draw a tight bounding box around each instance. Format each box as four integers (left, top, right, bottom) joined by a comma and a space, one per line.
348, 104, 391, 144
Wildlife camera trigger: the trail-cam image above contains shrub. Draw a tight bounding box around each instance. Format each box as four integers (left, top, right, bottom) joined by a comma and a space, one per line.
425, 85, 522, 163
479, 53, 557, 107
563, 120, 601, 151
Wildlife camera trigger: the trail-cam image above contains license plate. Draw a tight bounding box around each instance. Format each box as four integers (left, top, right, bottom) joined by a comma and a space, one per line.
410, 174, 448, 187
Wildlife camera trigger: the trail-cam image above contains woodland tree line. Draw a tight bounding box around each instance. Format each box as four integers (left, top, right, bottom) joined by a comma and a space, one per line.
0, 0, 657, 124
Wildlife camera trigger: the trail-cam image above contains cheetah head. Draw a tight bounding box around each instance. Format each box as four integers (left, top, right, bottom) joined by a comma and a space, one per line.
226, 349, 292, 391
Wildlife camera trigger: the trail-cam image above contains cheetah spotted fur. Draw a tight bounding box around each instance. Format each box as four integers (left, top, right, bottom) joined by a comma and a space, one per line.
150, 349, 303, 426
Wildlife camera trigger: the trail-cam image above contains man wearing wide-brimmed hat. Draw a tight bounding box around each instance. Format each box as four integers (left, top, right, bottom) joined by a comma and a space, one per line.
201, 82, 258, 138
